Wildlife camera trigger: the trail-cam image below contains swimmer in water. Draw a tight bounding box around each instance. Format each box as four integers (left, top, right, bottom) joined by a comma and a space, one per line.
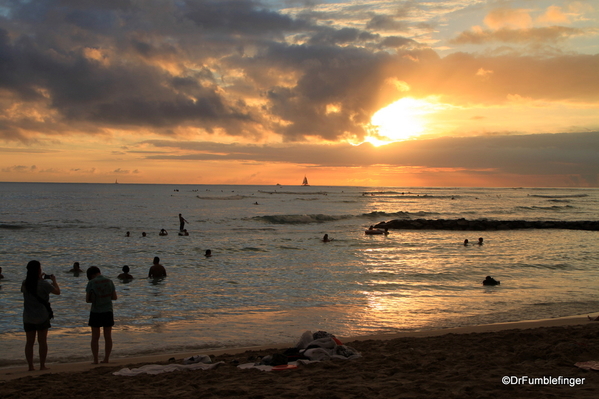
482, 276, 500, 286
69, 262, 82, 275
118, 265, 133, 281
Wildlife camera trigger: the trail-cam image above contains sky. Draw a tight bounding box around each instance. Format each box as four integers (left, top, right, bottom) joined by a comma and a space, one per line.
0, 0, 598, 187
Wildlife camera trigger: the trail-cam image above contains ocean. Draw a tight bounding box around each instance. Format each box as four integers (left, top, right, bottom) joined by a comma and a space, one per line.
1, 183, 598, 367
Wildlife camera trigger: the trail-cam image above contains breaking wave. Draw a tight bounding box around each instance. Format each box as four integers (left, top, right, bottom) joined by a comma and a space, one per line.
515, 205, 575, 211
197, 195, 250, 200
250, 214, 352, 224
529, 194, 588, 199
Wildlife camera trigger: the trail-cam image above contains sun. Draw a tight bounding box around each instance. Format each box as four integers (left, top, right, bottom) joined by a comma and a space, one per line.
366, 97, 438, 146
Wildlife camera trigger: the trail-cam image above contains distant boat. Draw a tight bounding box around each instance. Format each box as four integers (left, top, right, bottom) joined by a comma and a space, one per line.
115, 179, 119, 184
302, 176, 309, 186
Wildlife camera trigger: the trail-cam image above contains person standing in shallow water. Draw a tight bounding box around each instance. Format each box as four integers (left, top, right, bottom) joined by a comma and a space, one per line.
86, 266, 117, 364
148, 257, 167, 279
179, 213, 188, 232
21, 260, 60, 371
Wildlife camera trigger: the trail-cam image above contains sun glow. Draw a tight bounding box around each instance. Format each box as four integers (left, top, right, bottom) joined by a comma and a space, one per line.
366, 97, 439, 146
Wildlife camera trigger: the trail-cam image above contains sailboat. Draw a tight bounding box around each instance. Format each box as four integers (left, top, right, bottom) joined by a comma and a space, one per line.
302, 176, 310, 186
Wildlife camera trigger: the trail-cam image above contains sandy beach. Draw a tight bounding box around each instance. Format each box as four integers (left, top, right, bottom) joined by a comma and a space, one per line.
2, 316, 599, 398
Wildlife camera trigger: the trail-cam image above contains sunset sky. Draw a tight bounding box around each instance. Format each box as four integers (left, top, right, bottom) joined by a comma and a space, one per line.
0, 0, 598, 186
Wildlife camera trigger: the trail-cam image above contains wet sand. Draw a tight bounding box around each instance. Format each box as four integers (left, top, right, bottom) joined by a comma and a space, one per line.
2, 316, 599, 398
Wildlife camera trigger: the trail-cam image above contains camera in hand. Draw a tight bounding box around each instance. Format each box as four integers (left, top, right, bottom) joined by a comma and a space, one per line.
43, 274, 54, 279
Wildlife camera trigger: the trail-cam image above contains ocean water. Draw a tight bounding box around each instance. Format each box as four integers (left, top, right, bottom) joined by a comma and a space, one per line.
1, 183, 598, 367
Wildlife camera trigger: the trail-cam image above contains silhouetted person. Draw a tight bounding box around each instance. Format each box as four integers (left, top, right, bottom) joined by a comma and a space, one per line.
69, 262, 82, 275
482, 276, 500, 286
22, 260, 60, 371
117, 265, 133, 281
148, 257, 167, 279
179, 213, 188, 231
86, 266, 117, 364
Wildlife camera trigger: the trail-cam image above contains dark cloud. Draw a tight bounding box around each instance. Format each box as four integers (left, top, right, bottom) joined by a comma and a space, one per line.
378, 36, 418, 49
307, 27, 379, 46
140, 131, 599, 185
366, 15, 406, 31
182, 0, 307, 36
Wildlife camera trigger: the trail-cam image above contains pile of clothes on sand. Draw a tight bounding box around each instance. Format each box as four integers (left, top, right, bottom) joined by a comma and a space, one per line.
238, 330, 361, 371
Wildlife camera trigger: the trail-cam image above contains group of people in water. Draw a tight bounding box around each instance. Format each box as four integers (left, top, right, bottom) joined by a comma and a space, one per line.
125, 213, 191, 238
464, 237, 484, 246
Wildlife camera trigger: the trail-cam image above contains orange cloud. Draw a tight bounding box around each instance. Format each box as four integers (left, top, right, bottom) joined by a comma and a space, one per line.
484, 8, 533, 30
536, 6, 570, 24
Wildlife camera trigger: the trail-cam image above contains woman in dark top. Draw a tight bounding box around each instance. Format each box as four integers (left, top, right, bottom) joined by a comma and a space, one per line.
21, 260, 60, 371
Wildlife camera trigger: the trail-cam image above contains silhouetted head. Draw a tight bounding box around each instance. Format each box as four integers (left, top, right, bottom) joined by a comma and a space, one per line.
86, 266, 101, 280
153, 256, 160, 264
122, 265, 130, 273
25, 260, 42, 293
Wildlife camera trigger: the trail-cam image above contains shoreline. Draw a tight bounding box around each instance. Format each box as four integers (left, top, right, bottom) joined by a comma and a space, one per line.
1, 314, 594, 382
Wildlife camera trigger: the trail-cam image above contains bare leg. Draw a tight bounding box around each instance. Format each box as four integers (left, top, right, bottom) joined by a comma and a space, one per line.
25, 330, 37, 371
91, 327, 101, 364
101, 326, 113, 363
37, 329, 49, 370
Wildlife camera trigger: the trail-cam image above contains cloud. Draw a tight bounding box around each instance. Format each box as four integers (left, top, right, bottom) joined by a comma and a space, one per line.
1, 165, 37, 173
484, 8, 533, 30
112, 168, 139, 174
0, 0, 595, 150
366, 15, 406, 31
536, 6, 570, 25
450, 26, 584, 45
139, 131, 599, 185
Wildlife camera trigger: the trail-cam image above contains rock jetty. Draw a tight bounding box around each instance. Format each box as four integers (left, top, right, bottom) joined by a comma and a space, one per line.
374, 219, 599, 231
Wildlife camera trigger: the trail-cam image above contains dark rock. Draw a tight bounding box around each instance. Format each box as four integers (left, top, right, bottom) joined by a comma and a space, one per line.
374, 219, 599, 231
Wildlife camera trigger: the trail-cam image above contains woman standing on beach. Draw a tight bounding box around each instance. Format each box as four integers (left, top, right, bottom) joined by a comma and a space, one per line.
86, 266, 117, 364
21, 260, 60, 371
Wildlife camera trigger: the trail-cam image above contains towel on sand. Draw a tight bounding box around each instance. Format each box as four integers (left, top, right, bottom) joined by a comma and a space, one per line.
575, 361, 599, 371
113, 362, 223, 376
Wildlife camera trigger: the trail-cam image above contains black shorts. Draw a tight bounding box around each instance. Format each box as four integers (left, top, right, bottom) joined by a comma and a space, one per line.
24, 319, 51, 332
88, 312, 114, 328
